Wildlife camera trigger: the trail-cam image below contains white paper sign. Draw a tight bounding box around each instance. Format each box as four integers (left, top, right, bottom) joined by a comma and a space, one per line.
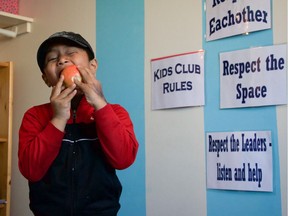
220, 44, 287, 109
206, 131, 273, 192
206, 0, 271, 41
151, 51, 205, 110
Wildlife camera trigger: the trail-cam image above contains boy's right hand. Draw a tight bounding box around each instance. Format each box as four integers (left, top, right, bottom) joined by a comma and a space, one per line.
50, 75, 77, 132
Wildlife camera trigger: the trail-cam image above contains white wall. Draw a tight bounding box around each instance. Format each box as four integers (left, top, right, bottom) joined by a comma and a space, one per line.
0, 0, 95, 215
145, 1, 287, 216
145, 1, 206, 215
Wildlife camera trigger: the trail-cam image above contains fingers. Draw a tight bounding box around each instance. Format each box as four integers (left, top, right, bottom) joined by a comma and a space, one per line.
73, 65, 107, 110
76, 65, 96, 83
60, 86, 77, 101
74, 66, 96, 93
50, 82, 77, 120
50, 76, 77, 104
50, 75, 64, 99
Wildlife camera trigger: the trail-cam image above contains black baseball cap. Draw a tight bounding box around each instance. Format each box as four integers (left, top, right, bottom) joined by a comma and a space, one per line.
37, 31, 95, 72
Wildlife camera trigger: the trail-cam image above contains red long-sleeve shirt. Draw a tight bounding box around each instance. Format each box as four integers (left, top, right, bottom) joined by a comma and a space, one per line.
18, 98, 139, 182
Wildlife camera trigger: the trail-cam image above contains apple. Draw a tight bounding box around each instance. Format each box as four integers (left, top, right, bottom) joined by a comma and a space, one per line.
61, 65, 82, 87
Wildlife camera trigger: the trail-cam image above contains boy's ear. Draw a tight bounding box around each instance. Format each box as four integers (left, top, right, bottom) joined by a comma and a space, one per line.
42, 73, 52, 87
90, 58, 98, 71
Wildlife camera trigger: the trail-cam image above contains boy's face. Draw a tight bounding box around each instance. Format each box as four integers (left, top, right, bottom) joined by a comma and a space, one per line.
41, 43, 95, 87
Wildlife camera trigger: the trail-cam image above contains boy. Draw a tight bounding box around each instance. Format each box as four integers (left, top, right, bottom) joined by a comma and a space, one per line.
18, 31, 139, 216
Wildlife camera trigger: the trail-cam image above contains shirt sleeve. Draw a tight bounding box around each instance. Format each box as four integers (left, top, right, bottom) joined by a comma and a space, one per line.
93, 104, 139, 170
18, 106, 64, 182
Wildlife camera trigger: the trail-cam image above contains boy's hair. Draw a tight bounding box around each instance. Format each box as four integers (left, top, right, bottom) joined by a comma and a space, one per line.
37, 31, 95, 72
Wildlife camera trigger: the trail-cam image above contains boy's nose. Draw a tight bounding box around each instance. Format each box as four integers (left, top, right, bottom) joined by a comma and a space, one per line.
57, 56, 70, 66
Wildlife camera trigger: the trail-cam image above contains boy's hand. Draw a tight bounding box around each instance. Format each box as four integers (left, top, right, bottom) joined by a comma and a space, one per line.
50, 75, 77, 131
74, 66, 107, 110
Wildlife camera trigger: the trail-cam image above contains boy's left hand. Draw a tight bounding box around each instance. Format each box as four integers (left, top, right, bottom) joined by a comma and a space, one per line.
74, 66, 107, 110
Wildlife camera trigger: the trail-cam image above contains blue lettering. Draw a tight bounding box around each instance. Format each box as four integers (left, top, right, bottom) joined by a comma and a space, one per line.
209, 7, 268, 36
162, 81, 193, 94
236, 83, 267, 104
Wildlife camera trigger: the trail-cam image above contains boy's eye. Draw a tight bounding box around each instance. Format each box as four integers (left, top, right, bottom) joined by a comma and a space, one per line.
47, 57, 57, 62
66, 50, 77, 55
45, 52, 58, 62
